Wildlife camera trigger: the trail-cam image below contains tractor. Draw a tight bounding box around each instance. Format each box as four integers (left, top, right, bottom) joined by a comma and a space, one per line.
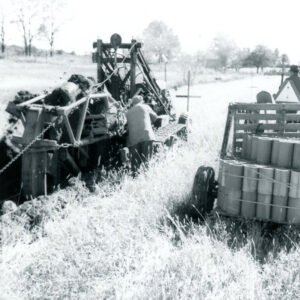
0, 34, 187, 204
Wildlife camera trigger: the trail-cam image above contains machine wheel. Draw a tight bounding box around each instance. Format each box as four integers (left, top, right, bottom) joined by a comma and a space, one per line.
191, 166, 218, 216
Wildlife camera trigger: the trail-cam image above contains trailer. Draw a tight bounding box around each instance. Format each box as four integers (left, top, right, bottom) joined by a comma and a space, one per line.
193, 102, 300, 225
0, 34, 187, 203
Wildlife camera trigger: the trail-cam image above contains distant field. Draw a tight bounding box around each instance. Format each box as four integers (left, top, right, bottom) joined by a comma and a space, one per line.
0, 55, 252, 135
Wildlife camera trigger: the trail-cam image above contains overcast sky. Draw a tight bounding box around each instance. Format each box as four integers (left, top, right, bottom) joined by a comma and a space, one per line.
8, 0, 300, 63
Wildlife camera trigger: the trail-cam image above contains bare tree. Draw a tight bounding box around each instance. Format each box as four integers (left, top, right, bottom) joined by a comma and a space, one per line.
12, 0, 42, 56
39, 0, 66, 56
0, 0, 10, 54
0, 15, 4, 54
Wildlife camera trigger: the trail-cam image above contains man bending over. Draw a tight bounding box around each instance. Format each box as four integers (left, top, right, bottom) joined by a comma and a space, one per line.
126, 95, 158, 172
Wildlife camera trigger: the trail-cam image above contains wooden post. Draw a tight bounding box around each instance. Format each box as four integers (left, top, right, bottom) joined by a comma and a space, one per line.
97, 39, 103, 84
221, 106, 233, 158
187, 70, 190, 112
130, 39, 137, 97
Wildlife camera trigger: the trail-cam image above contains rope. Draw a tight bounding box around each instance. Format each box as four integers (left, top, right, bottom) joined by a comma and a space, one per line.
218, 194, 300, 210
219, 158, 300, 190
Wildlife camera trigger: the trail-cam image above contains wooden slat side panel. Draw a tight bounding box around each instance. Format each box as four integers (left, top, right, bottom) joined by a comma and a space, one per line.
231, 103, 300, 111
235, 114, 283, 121
235, 124, 282, 130
285, 114, 300, 121
285, 123, 300, 130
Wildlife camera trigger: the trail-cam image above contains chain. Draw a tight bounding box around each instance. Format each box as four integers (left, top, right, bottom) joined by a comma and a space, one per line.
0, 121, 56, 175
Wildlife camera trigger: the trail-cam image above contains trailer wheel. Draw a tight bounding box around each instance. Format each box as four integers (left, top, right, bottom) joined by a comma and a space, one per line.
191, 166, 217, 216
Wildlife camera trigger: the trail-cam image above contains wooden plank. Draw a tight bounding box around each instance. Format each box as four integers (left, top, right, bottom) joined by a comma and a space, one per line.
230, 103, 285, 110
22, 151, 47, 198
155, 123, 186, 141
100, 42, 142, 49
283, 132, 300, 137
235, 113, 282, 121
22, 109, 44, 144
102, 57, 131, 64
235, 132, 300, 138
97, 39, 103, 84
130, 39, 137, 97
285, 114, 300, 121
221, 107, 233, 158
231, 102, 300, 111
235, 123, 281, 130
284, 123, 300, 130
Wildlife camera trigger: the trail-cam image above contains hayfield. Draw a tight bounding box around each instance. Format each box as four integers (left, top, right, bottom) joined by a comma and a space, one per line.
0, 58, 299, 299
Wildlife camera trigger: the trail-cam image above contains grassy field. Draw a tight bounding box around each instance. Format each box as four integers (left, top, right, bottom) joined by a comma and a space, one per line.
0, 58, 299, 299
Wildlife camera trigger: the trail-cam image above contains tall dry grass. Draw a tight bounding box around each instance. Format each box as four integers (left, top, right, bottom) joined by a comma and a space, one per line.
0, 67, 299, 299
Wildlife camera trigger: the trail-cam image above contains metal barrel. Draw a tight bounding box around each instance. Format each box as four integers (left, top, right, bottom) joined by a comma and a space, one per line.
292, 141, 300, 170
241, 164, 258, 218
287, 170, 300, 224
272, 168, 290, 223
241, 134, 248, 159
256, 167, 274, 220
257, 137, 273, 165
277, 139, 294, 168
271, 139, 280, 166
218, 160, 243, 215
250, 136, 259, 162
244, 134, 253, 160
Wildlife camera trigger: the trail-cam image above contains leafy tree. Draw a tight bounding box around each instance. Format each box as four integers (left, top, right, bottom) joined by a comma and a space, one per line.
210, 34, 237, 70
244, 45, 273, 73
231, 48, 250, 71
142, 21, 180, 62
280, 54, 289, 66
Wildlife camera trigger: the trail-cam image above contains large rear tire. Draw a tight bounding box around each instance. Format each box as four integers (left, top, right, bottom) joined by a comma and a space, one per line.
191, 166, 217, 216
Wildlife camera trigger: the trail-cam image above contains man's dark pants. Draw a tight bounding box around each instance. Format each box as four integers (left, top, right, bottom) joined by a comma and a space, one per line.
128, 141, 154, 173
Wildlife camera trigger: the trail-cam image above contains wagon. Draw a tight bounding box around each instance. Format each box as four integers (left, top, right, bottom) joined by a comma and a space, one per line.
193, 102, 300, 225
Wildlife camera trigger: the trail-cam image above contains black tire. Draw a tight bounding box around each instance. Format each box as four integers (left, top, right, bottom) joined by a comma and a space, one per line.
191, 166, 217, 216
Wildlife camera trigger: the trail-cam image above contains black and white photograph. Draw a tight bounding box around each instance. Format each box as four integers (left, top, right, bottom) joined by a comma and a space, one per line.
0, 0, 300, 299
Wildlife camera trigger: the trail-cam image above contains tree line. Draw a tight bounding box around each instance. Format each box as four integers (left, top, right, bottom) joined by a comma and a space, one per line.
0, 0, 65, 56
142, 21, 290, 74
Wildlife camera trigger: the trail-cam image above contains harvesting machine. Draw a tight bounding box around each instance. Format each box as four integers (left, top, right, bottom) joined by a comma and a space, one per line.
192, 102, 300, 225
0, 34, 187, 204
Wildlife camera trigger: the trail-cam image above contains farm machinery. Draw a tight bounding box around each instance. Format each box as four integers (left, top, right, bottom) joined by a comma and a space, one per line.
0, 34, 187, 204
192, 102, 300, 225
